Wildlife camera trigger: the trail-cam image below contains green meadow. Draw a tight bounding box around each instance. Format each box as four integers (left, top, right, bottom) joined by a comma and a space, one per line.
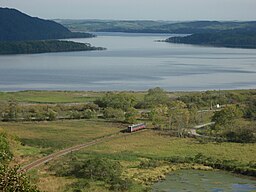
0, 89, 255, 192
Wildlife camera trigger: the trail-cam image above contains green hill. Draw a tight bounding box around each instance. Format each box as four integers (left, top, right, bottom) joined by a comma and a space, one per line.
0, 8, 94, 41
57, 19, 256, 34
165, 30, 256, 49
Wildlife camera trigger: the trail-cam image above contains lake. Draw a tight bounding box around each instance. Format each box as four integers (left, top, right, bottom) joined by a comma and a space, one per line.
152, 170, 256, 192
0, 32, 256, 91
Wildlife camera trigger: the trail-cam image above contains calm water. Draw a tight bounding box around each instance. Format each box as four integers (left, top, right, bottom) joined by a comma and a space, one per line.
152, 170, 256, 192
0, 32, 256, 91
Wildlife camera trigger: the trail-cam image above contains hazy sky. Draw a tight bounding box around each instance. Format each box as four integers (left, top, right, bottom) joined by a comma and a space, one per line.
1, 0, 256, 20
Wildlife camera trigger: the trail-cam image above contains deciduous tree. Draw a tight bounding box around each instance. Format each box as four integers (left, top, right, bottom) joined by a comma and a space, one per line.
144, 87, 169, 108
125, 107, 140, 124
103, 107, 125, 121
212, 105, 242, 131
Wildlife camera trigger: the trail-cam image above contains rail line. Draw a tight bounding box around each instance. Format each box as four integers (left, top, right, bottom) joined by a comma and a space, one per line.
19, 129, 148, 173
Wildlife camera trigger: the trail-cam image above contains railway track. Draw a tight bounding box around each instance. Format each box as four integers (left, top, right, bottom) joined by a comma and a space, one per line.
19, 129, 148, 173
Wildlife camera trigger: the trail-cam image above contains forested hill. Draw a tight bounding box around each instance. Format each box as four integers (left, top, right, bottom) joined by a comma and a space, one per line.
57, 19, 256, 34
56, 19, 256, 49
165, 30, 256, 49
0, 8, 94, 41
0, 40, 105, 55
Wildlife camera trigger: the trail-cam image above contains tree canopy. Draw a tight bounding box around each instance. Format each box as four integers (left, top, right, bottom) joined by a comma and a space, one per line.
0, 40, 103, 55
95, 92, 137, 111
166, 31, 256, 49
144, 87, 169, 108
212, 105, 243, 130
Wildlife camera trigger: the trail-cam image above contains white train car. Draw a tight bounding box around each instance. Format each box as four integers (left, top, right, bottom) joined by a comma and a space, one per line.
127, 123, 146, 133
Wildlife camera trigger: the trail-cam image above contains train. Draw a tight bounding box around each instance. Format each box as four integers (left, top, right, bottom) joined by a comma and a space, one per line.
127, 123, 146, 133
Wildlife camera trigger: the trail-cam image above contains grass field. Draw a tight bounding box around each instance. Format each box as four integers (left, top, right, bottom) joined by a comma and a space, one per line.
81, 131, 256, 164
2, 118, 256, 191
0, 90, 147, 104
1, 90, 256, 191
0, 91, 105, 103
30, 129, 256, 192
0, 119, 123, 165
0, 89, 254, 105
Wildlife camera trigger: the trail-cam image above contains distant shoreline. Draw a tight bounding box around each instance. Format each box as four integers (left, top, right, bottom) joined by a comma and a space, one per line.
165, 32, 256, 49
0, 40, 105, 55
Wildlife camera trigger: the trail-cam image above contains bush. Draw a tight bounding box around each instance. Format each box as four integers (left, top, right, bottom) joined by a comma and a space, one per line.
66, 179, 90, 192
109, 177, 132, 191
162, 153, 256, 177
139, 159, 162, 169
103, 107, 124, 121
212, 105, 242, 130
2, 100, 18, 121
47, 109, 57, 121
69, 111, 83, 119
0, 133, 12, 163
125, 107, 139, 124
83, 109, 97, 119
0, 165, 40, 192
52, 157, 131, 191
224, 129, 255, 143
69, 157, 122, 182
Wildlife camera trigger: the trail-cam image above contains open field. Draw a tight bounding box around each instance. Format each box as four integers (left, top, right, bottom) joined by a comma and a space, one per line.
3, 118, 253, 191
1, 89, 256, 191
11, 121, 253, 166
0, 89, 255, 105
0, 90, 147, 104
81, 131, 256, 164
0, 91, 104, 103
0, 119, 123, 165
29, 129, 256, 191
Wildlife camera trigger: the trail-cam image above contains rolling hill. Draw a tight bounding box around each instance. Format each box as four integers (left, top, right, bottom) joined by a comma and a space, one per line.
0, 8, 94, 41
56, 19, 256, 34
165, 30, 256, 49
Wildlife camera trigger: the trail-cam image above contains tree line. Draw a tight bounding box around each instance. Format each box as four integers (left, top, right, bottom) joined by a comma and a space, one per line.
0, 40, 104, 55
166, 30, 256, 49
1, 88, 255, 142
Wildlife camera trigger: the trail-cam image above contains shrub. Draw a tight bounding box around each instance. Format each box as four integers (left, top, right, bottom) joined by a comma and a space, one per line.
224, 129, 255, 143
83, 109, 97, 119
103, 107, 125, 121
69, 111, 82, 119
69, 157, 122, 182
52, 157, 131, 191
66, 179, 90, 192
139, 159, 162, 169
47, 109, 57, 121
109, 177, 132, 191
0, 165, 40, 192
0, 133, 12, 163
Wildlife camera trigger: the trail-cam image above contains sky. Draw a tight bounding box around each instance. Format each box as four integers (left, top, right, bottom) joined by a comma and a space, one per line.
1, 0, 256, 21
